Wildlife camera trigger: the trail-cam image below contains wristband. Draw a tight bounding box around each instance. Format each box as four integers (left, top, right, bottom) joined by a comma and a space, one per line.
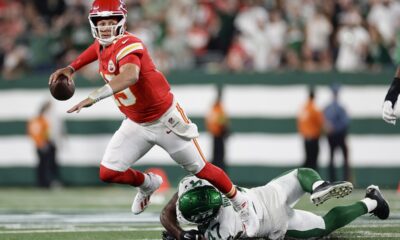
384, 77, 400, 105
88, 84, 114, 103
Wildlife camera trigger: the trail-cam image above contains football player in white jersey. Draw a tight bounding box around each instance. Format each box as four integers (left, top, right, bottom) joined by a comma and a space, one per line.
160, 168, 390, 240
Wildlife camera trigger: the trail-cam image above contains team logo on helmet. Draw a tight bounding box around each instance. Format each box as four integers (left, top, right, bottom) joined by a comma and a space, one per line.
108, 60, 116, 73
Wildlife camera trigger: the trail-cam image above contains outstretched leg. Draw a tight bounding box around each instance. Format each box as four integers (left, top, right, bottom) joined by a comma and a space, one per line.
286, 185, 389, 239
101, 119, 162, 214
270, 168, 352, 207
268, 168, 332, 207
286, 202, 367, 239
297, 168, 353, 206
99, 165, 163, 214
268, 169, 307, 207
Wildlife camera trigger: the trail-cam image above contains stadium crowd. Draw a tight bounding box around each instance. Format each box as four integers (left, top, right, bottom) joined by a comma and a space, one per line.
1, 0, 400, 80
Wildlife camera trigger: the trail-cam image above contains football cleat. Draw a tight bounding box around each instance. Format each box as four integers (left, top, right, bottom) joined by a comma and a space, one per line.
131, 173, 163, 215
310, 181, 353, 206
235, 198, 259, 237
365, 185, 390, 220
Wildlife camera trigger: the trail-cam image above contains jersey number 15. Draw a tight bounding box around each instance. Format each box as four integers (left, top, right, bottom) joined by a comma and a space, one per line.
114, 88, 136, 107
101, 72, 137, 107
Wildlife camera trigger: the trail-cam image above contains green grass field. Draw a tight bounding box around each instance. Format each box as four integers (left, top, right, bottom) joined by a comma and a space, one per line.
0, 187, 398, 240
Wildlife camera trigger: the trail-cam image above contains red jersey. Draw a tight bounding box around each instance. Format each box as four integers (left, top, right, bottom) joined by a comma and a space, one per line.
71, 33, 173, 123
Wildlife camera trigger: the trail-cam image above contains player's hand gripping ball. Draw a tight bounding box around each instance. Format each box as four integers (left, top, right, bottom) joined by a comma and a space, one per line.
49, 75, 75, 100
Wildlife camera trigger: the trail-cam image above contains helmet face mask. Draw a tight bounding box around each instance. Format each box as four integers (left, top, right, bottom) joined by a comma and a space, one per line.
178, 186, 223, 224
89, 0, 127, 46
89, 15, 125, 45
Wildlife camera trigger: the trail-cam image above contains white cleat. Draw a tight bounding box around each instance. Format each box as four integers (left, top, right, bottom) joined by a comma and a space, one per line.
131, 173, 163, 215
237, 198, 259, 237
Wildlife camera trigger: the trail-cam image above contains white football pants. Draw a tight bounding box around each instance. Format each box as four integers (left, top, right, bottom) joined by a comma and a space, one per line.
252, 169, 326, 239
101, 103, 206, 174
271, 170, 326, 232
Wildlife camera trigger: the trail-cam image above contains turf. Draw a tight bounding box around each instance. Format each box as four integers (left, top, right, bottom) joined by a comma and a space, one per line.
0, 186, 398, 239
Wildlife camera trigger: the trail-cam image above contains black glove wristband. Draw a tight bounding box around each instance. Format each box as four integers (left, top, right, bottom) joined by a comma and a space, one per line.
384, 77, 400, 105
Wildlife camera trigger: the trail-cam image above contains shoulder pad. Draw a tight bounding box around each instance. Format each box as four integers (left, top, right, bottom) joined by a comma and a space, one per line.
115, 35, 144, 61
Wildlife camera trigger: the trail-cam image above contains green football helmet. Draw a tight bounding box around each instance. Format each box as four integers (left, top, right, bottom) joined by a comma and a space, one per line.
178, 185, 223, 224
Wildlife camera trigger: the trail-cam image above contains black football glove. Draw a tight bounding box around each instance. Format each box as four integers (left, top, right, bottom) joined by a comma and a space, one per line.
162, 231, 177, 240
180, 230, 204, 240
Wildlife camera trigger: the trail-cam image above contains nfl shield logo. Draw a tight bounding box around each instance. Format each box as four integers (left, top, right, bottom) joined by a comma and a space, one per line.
108, 60, 116, 73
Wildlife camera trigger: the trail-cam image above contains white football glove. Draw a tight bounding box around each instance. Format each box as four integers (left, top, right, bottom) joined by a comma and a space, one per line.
382, 101, 397, 125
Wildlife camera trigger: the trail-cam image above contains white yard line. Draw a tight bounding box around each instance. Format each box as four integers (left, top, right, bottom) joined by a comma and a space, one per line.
339, 231, 400, 238
0, 212, 160, 224
0, 212, 162, 235
0, 227, 165, 234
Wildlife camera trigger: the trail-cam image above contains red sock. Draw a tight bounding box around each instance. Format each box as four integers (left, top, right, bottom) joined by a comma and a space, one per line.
195, 162, 233, 194
99, 165, 145, 187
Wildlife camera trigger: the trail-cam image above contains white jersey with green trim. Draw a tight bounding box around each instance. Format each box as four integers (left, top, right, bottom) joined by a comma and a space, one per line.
200, 201, 244, 239
176, 176, 289, 240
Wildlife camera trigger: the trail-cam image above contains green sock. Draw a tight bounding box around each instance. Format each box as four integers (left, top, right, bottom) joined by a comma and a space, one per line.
297, 168, 322, 193
287, 202, 368, 239
323, 202, 368, 234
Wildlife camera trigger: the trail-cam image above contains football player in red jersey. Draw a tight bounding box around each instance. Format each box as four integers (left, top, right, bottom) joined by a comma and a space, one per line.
48, 0, 259, 236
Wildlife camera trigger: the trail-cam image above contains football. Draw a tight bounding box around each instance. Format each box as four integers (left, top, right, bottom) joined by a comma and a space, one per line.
49, 75, 75, 101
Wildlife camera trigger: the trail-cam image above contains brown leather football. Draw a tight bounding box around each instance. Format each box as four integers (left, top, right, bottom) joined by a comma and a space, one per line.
49, 75, 75, 101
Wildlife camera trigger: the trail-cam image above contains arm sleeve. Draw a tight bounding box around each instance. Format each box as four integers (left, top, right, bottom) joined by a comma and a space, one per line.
69, 43, 98, 72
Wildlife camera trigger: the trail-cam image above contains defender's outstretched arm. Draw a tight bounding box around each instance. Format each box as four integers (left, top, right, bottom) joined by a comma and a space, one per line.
160, 193, 205, 240
160, 193, 182, 239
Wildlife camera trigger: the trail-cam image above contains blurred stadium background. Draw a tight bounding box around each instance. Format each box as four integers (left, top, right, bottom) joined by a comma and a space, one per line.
1, 0, 400, 239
